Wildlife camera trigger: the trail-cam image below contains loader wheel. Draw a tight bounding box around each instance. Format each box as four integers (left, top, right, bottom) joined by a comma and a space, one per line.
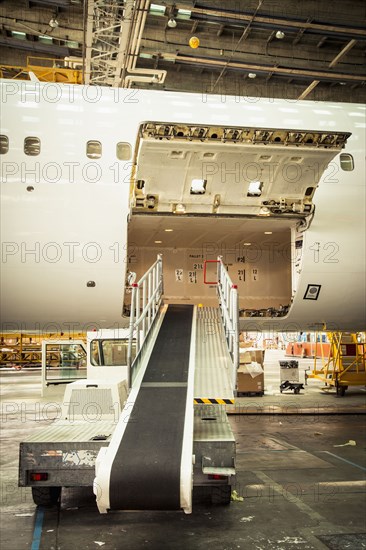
211, 485, 231, 505
336, 384, 347, 397
31, 486, 61, 506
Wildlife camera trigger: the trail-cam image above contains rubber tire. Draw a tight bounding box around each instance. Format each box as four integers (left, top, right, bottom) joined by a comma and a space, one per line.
294, 387, 300, 394
31, 486, 61, 506
211, 485, 231, 505
336, 384, 347, 397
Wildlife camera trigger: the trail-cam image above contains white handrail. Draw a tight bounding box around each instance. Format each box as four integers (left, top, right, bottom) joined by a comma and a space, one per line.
216, 256, 239, 389
127, 254, 163, 381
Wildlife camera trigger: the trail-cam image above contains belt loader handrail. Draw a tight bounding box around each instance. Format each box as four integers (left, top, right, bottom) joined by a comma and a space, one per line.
127, 254, 163, 375
216, 256, 239, 389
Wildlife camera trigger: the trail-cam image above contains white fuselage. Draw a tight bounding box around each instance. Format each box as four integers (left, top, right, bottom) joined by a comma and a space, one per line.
0, 81, 365, 332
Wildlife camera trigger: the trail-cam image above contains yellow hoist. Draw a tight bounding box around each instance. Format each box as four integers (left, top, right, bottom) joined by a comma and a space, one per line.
0, 56, 82, 84
307, 332, 366, 396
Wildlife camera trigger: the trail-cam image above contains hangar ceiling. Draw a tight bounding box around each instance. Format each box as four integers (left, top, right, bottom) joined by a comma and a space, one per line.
0, 0, 365, 102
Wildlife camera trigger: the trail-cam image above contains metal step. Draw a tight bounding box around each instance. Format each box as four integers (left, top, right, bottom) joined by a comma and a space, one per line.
194, 307, 235, 404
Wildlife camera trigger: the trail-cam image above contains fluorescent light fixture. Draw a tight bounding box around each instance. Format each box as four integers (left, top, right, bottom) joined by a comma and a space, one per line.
264, 231, 273, 234
190, 178, 207, 194
39, 35, 53, 42
66, 40, 79, 48
177, 8, 192, 18
164, 229, 174, 232
150, 4, 166, 14
243, 242, 252, 246
247, 181, 263, 197
155, 240, 162, 244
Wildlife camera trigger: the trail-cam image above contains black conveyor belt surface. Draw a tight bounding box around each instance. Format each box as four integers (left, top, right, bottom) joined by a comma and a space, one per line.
109, 305, 194, 510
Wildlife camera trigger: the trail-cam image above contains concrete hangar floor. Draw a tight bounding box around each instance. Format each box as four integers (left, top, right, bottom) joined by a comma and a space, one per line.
1, 353, 365, 550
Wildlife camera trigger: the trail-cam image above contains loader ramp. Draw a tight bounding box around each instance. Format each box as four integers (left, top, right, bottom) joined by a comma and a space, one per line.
95, 305, 195, 513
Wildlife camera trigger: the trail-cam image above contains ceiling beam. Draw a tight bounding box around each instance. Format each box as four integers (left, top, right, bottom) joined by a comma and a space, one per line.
191, 20, 198, 34
180, 5, 366, 39
0, 19, 82, 43
293, 18, 312, 45
317, 36, 327, 48
298, 80, 320, 100
0, 35, 73, 56
141, 30, 365, 67
209, 0, 264, 93
136, 61, 366, 102
298, 39, 358, 99
329, 39, 358, 67
159, 53, 366, 83
216, 24, 224, 37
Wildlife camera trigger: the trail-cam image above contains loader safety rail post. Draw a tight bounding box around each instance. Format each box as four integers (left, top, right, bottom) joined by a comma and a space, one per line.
216, 256, 239, 390
127, 254, 163, 382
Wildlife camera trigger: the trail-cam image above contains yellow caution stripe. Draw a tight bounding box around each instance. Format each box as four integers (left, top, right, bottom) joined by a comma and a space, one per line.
194, 398, 235, 405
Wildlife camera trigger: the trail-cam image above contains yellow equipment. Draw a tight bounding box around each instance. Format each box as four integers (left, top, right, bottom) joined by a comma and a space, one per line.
0, 56, 82, 84
307, 332, 366, 396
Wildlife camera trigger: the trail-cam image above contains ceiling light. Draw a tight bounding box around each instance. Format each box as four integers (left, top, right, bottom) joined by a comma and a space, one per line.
247, 181, 263, 196
264, 231, 273, 235
248, 72, 257, 79
155, 240, 162, 244
174, 203, 186, 214
167, 17, 177, 28
259, 207, 270, 216
190, 178, 207, 194
189, 36, 200, 49
243, 242, 252, 246
164, 229, 173, 232
49, 18, 59, 28
275, 30, 285, 39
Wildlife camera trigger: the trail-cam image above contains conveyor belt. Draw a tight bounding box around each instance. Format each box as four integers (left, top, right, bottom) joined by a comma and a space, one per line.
109, 304, 194, 510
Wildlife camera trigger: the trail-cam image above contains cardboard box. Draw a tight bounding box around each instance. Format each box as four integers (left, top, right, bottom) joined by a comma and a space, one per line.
237, 362, 264, 393
239, 347, 265, 365
239, 341, 255, 349
239, 349, 252, 364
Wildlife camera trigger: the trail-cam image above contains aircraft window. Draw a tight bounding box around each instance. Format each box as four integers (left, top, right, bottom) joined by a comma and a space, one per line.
90, 339, 135, 366
90, 340, 101, 366
87, 140, 102, 159
24, 136, 40, 156
116, 142, 132, 160
340, 153, 354, 171
0, 135, 9, 154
